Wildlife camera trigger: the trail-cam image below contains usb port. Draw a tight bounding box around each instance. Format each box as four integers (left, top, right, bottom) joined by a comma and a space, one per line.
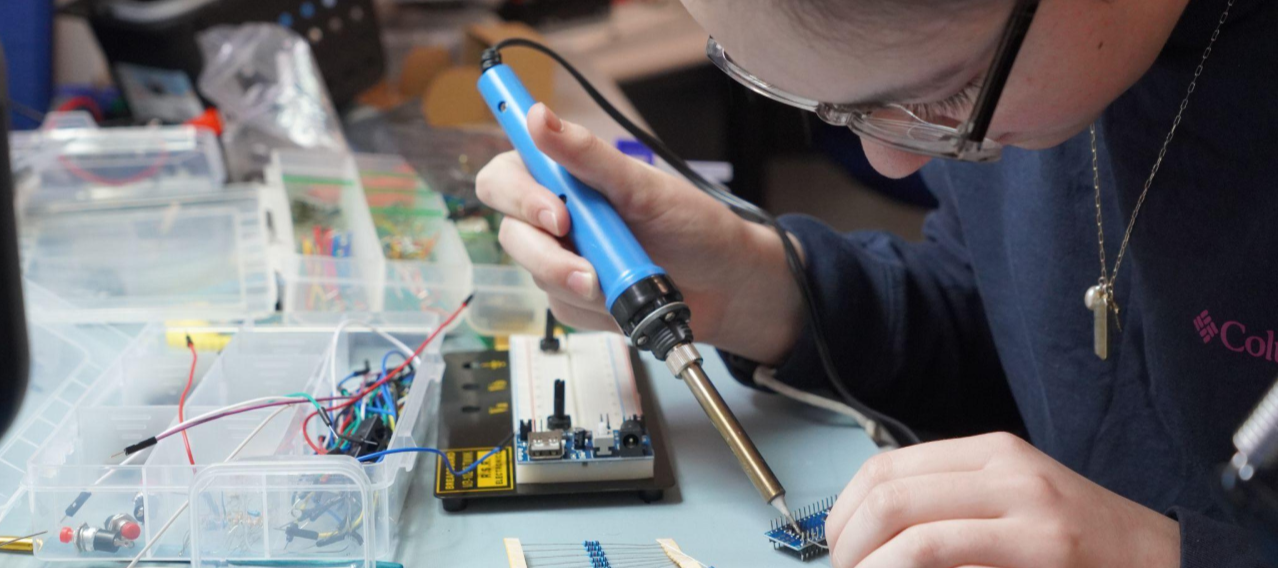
529, 430, 564, 460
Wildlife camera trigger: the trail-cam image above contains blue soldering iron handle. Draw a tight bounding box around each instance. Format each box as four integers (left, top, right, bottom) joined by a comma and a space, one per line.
477, 63, 665, 311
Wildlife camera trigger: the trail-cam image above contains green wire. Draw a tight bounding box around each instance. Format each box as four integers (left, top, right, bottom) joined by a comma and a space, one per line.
286, 392, 328, 416
288, 391, 340, 445
341, 416, 361, 451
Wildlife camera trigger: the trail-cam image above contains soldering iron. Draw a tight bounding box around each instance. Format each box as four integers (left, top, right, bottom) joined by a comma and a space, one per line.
1221, 378, 1278, 561
478, 43, 800, 530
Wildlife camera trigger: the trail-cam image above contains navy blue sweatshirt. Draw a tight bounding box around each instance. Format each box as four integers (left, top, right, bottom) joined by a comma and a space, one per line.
724, 1, 1277, 565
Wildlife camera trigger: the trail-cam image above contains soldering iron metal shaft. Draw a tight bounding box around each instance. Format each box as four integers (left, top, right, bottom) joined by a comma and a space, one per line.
665, 344, 792, 519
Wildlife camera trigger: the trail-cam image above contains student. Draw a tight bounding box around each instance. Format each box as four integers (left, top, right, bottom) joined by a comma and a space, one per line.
476, 0, 1276, 566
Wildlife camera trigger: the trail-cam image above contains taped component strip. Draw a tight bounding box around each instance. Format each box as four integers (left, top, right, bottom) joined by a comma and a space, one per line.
504, 538, 529, 568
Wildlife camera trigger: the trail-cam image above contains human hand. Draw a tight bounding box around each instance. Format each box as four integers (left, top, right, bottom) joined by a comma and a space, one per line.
475, 103, 804, 363
825, 432, 1181, 568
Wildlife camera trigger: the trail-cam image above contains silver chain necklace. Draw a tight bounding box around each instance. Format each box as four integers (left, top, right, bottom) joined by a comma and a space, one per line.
1084, 0, 1235, 360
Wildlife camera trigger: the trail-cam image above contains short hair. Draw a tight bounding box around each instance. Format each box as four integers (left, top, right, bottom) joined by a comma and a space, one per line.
778, 0, 1009, 49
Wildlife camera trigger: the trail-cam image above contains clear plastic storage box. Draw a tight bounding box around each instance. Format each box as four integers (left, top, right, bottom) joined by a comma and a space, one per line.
266, 150, 389, 314
0, 282, 134, 535
266, 149, 547, 336
10, 111, 226, 215
24, 321, 443, 566
266, 150, 473, 327
19, 191, 276, 324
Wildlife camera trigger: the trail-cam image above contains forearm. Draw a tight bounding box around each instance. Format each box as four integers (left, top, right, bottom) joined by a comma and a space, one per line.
720, 211, 1022, 435
704, 221, 807, 365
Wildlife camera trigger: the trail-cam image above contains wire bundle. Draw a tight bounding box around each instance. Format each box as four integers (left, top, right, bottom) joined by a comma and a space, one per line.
115, 298, 470, 461
301, 296, 469, 455
312, 351, 416, 457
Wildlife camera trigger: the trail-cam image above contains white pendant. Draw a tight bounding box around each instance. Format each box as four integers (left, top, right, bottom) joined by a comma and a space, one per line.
1084, 285, 1108, 360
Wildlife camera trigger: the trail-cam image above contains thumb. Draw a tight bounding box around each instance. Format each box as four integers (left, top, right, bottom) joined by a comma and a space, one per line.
527, 103, 659, 218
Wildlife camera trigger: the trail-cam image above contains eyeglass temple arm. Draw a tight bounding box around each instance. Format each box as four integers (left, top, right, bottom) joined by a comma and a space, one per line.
961, 0, 1041, 145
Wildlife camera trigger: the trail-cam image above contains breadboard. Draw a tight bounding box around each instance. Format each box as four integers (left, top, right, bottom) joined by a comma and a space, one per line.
509, 333, 653, 484
510, 333, 641, 430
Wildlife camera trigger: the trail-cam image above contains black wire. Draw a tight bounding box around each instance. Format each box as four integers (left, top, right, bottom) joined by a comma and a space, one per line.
490, 39, 920, 446
3, 97, 47, 124
325, 362, 419, 450
319, 408, 378, 448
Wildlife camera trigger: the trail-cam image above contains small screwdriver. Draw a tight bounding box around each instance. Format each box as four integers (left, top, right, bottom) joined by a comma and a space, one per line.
478, 50, 801, 534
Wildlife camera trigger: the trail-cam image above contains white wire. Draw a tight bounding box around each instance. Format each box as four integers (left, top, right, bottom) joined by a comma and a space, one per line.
368, 326, 420, 367
94, 451, 146, 484
126, 405, 290, 568
753, 367, 899, 449
156, 396, 312, 440
152, 322, 427, 443
326, 319, 360, 402
325, 319, 423, 401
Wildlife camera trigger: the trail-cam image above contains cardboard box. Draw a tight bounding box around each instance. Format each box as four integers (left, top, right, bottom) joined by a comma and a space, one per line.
422, 22, 555, 128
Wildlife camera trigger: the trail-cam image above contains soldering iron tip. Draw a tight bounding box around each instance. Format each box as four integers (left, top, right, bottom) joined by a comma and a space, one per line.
786, 514, 802, 536
771, 495, 802, 535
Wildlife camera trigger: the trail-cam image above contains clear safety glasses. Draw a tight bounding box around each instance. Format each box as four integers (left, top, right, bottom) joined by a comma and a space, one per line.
706, 0, 1039, 162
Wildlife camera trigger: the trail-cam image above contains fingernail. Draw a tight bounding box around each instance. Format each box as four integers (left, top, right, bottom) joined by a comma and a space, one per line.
543, 105, 565, 133
538, 209, 560, 235
567, 271, 597, 301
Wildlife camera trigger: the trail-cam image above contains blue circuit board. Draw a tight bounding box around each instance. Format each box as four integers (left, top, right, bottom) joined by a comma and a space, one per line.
515, 429, 653, 463
765, 497, 835, 561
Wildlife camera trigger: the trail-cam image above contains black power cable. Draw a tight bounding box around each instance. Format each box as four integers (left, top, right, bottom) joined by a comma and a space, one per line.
488, 38, 920, 446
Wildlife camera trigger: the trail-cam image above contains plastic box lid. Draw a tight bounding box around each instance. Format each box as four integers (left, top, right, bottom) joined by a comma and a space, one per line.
10, 111, 226, 216
0, 281, 133, 533
19, 188, 277, 323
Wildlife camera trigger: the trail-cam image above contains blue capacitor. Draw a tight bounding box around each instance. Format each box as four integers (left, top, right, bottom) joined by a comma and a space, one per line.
477, 63, 665, 310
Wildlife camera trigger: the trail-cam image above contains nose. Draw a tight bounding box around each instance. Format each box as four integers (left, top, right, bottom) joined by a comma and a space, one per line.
860, 140, 933, 179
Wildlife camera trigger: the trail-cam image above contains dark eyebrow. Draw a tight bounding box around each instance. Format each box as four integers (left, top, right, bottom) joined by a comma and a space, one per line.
848, 59, 975, 106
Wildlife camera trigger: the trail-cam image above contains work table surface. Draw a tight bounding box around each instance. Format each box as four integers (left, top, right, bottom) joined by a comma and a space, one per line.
8, 348, 876, 567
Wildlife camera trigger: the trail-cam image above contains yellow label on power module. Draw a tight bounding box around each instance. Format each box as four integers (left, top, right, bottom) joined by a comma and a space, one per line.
435, 446, 514, 495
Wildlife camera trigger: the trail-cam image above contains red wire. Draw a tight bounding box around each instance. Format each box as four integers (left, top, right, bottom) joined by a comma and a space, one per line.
179, 338, 198, 465
44, 102, 170, 187
55, 96, 103, 122
304, 295, 472, 454
56, 150, 169, 187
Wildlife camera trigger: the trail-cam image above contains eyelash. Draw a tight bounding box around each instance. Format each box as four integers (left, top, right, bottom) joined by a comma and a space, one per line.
901, 80, 983, 122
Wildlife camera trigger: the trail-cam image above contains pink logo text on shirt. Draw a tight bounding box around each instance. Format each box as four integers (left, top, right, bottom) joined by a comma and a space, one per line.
1194, 310, 1219, 343
1197, 310, 1278, 363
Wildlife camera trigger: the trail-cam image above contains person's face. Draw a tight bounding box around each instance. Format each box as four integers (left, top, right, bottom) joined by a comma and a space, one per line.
683, 0, 1185, 178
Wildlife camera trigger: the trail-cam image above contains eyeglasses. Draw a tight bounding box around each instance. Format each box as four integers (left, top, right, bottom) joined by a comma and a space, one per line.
706, 0, 1039, 162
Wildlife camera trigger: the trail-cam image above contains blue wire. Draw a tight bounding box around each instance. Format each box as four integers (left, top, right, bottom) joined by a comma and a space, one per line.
336, 369, 367, 393
357, 441, 508, 476
380, 383, 397, 418
365, 349, 406, 420
332, 369, 368, 426
324, 508, 345, 526
380, 350, 407, 382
